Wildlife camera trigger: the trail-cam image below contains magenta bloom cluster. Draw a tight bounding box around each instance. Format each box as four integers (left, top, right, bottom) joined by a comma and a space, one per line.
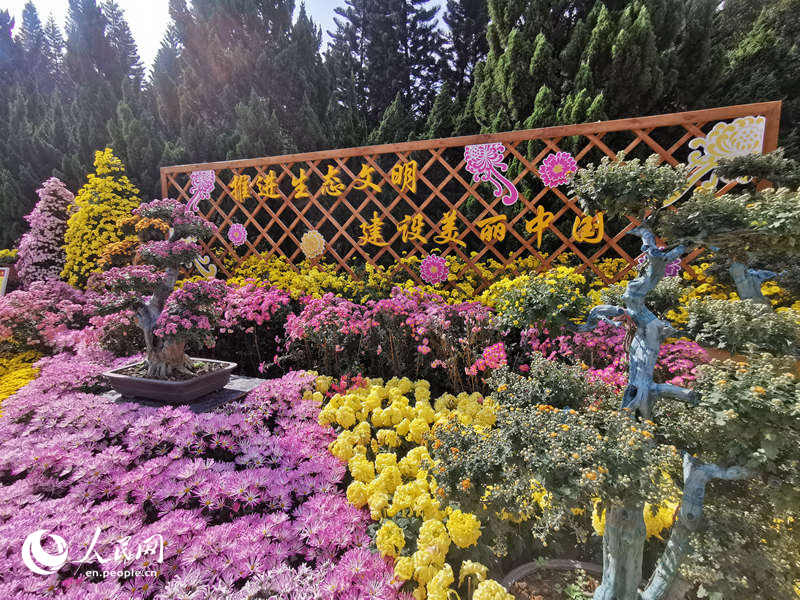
523, 320, 708, 388
16, 178, 75, 286
0, 350, 401, 600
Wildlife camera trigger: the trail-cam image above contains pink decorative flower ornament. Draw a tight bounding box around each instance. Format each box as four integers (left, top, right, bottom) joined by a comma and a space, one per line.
420, 254, 449, 285
539, 152, 578, 187
227, 223, 247, 247
464, 143, 519, 206
188, 170, 215, 211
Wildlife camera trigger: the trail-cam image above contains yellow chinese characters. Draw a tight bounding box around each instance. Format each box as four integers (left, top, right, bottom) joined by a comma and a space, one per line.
397, 214, 427, 243
572, 212, 604, 243
435, 210, 466, 247
321, 166, 346, 196
359, 212, 390, 247
476, 215, 507, 243
353, 164, 382, 193
230, 174, 251, 202
292, 168, 311, 198
525, 205, 554, 248
391, 160, 418, 193
255, 170, 281, 199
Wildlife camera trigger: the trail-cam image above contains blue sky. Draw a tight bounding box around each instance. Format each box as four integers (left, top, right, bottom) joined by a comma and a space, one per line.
2, 0, 393, 70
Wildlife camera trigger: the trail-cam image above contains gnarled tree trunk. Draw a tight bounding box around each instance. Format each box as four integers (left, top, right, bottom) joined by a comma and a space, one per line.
729, 261, 775, 305
135, 265, 190, 378
593, 504, 647, 600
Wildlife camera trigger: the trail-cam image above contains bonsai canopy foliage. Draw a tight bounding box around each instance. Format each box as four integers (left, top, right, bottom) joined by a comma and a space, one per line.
114, 198, 222, 378
569, 152, 690, 218
430, 152, 800, 600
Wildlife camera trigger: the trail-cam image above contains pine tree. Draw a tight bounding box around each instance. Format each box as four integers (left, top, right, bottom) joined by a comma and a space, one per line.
230, 91, 294, 159
19, 2, 50, 89
274, 3, 330, 151
328, 0, 443, 140
713, 0, 800, 152
368, 93, 413, 144
102, 0, 144, 87
442, 0, 489, 99
423, 83, 458, 139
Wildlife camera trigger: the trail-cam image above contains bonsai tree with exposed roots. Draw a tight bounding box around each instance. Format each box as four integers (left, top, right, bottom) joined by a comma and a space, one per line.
112, 199, 224, 378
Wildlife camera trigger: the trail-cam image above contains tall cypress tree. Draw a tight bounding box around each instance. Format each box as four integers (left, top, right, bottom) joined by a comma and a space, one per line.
442, 0, 489, 100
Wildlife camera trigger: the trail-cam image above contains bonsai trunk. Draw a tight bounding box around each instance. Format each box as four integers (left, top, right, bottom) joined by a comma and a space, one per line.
729, 261, 775, 306
136, 265, 192, 379
146, 340, 192, 379
593, 504, 647, 600
580, 225, 699, 598
641, 456, 750, 600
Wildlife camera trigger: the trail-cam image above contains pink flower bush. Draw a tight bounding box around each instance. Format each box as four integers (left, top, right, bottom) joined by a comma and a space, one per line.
0, 352, 401, 600
282, 288, 497, 393
419, 254, 448, 284
16, 177, 75, 287
539, 152, 578, 187
465, 341, 507, 375
522, 320, 708, 388
0, 280, 88, 354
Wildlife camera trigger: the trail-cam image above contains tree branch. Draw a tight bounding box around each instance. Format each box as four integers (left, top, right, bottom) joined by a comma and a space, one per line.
640, 455, 751, 600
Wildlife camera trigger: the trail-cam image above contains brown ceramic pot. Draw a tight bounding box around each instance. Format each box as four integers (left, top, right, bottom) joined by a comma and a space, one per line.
103, 358, 237, 404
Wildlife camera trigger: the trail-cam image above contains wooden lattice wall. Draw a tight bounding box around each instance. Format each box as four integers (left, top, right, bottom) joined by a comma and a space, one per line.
161, 102, 781, 289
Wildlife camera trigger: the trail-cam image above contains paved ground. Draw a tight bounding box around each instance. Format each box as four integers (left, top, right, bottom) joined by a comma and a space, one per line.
103, 375, 265, 413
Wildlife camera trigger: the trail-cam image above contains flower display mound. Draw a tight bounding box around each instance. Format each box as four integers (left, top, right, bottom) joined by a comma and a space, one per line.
0, 350, 402, 600
317, 375, 516, 600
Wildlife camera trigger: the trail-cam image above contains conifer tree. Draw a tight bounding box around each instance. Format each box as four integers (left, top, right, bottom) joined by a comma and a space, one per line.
61, 148, 141, 288
423, 83, 458, 140
368, 93, 413, 144
442, 0, 489, 99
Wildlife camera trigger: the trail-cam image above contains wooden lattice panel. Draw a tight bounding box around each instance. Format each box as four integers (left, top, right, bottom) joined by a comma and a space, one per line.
161, 102, 781, 289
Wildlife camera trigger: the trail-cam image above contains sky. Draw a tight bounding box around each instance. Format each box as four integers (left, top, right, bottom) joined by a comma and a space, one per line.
3, 0, 349, 70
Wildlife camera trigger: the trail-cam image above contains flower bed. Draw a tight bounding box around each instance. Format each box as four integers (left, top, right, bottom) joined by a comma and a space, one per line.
0, 351, 401, 600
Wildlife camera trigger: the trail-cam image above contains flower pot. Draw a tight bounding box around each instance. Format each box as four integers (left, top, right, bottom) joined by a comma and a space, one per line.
103, 358, 237, 404
502, 559, 691, 600
701, 346, 800, 374
502, 559, 602, 591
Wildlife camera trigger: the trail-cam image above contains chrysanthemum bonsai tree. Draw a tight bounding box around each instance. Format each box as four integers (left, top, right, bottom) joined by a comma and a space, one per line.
432, 153, 800, 600
116, 199, 224, 378
568, 153, 800, 599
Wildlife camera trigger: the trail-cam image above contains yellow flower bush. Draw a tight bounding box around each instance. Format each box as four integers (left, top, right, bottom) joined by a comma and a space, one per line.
591, 499, 679, 541
61, 148, 141, 287
229, 251, 628, 305
0, 248, 18, 265
317, 375, 513, 600
0, 351, 41, 416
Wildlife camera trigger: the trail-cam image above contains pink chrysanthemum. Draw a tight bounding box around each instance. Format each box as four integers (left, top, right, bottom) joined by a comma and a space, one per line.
539, 152, 578, 187
419, 255, 448, 285
228, 223, 247, 247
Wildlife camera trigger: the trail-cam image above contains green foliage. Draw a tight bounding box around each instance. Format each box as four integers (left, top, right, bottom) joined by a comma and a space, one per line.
599, 275, 686, 318
658, 356, 800, 496
430, 366, 676, 541
685, 298, 799, 355
570, 153, 689, 217
658, 186, 800, 261
488, 356, 615, 411
715, 148, 800, 189
491, 270, 591, 332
